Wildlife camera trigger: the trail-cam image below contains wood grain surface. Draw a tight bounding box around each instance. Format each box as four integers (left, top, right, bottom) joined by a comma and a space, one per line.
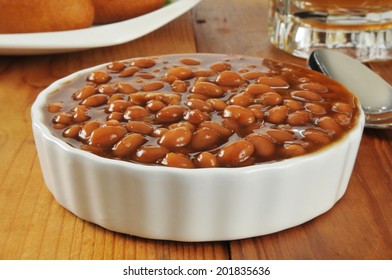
0, 0, 391, 260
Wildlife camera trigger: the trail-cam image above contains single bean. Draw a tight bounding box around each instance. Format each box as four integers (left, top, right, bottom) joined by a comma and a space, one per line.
257, 92, 283, 106
267, 105, 288, 124
242, 71, 264, 80
97, 84, 117, 95
299, 82, 328, 93
197, 77, 212, 84
47, 101, 63, 113
155, 105, 186, 123
131, 58, 156, 68
108, 94, 124, 103
183, 109, 210, 124
158, 126, 192, 148
123, 106, 151, 120
166, 66, 194, 80
133, 145, 168, 164
80, 144, 105, 156
199, 121, 233, 138
191, 82, 224, 98
194, 151, 219, 168
72, 85, 95, 101
191, 127, 220, 150
146, 100, 165, 112
141, 81, 164, 91
221, 118, 240, 135
304, 103, 327, 115
194, 69, 216, 77
180, 58, 201, 65
186, 99, 214, 112
106, 112, 124, 121
245, 83, 272, 95
125, 121, 154, 135
86, 71, 111, 84
223, 105, 255, 126
217, 139, 254, 167
171, 80, 188, 93
107, 100, 133, 113
216, 71, 246, 87
128, 92, 147, 105
89, 126, 127, 148
287, 111, 311, 126
266, 129, 295, 143
317, 116, 342, 135
281, 144, 306, 158
107, 61, 126, 71
332, 102, 354, 114
119, 66, 139, 77
52, 123, 67, 132
303, 128, 331, 145
161, 152, 194, 168
72, 105, 91, 123
284, 100, 303, 111
81, 94, 108, 107
257, 76, 288, 88
229, 92, 252, 107
145, 92, 181, 105
118, 82, 138, 94
168, 121, 196, 132
187, 93, 209, 101
105, 120, 121, 126
136, 73, 155, 80
291, 90, 323, 102
63, 125, 82, 139
206, 98, 227, 111
332, 113, 352, 126
248, 104, 265, 119
79, 120, 101, 140
246, 133, 276, 158
112, 133, 147, 158
160, 74, 176, 83
231, 156, 255, 167
151, 127, 168, 137
210, 62, 231, 72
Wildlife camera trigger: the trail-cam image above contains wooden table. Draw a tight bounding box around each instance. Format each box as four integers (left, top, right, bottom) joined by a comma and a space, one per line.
1, 0, 391, 260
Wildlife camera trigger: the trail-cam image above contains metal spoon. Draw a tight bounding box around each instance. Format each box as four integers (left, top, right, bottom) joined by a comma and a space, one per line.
307, 49, 392, 129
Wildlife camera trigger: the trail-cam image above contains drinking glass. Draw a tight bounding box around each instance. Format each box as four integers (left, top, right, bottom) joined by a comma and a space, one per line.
268, 0, 392, 61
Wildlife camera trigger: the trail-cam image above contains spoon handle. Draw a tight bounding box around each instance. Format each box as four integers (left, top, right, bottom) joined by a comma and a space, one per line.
364, 119, 392, 129
366, 111, 392, 122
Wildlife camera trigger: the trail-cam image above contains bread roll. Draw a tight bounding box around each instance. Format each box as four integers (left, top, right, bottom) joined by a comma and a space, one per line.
92, 0, 166, 24
0, 0, 94, 33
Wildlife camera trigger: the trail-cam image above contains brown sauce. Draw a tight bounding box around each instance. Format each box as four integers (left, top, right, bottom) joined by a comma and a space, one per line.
44, 53, 359, 168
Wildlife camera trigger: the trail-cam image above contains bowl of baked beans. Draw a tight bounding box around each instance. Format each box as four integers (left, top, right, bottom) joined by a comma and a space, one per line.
31, 53, 365, 241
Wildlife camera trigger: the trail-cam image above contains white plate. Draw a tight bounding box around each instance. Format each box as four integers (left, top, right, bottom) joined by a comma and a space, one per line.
0, 0, 201, 55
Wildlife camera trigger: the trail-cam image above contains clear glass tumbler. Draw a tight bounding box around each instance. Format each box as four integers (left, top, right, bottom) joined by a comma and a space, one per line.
268, 0, 392, 61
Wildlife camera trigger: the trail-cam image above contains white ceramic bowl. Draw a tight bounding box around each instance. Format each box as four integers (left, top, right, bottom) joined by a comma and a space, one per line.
31, 54, 365, 242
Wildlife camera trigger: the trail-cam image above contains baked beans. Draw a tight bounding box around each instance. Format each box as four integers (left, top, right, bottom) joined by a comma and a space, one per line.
44, 54, 359, 168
